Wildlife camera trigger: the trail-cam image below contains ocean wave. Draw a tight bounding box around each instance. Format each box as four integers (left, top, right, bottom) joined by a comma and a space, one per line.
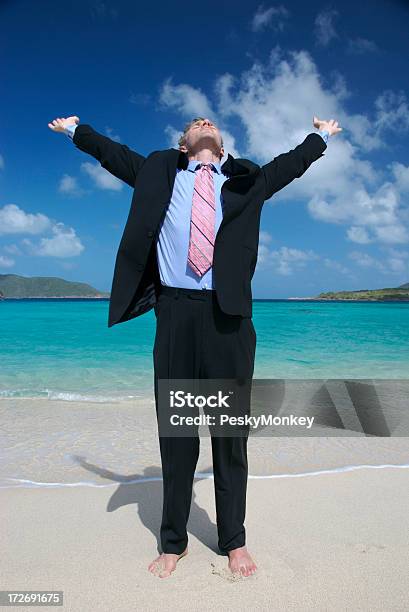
0, 388, 146, 402
2, 463, 409, 489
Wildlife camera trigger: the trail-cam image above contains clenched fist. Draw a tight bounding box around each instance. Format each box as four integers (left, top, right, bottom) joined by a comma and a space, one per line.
47, 115, 80, 133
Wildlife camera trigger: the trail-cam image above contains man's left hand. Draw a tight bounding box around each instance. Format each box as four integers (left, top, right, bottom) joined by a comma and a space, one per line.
313, 116, 343, 136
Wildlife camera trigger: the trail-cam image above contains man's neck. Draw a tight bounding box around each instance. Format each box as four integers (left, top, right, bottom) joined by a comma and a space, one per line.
187, 148, 221, 165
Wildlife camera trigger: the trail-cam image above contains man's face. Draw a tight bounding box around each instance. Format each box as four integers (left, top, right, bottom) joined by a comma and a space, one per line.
180, 118, 224, 158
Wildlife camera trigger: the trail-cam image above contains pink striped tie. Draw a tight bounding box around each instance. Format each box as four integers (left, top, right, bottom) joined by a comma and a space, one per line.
187, 163, 216, 277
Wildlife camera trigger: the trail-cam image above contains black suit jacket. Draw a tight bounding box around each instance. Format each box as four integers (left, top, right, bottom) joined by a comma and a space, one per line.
72, 125, 327, 327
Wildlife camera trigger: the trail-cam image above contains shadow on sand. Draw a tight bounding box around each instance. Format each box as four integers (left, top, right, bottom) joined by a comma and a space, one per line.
70, 455, 223, 556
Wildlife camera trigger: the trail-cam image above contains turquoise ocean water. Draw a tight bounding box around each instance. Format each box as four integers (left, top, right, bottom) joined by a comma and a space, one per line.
1, 299, 408, 401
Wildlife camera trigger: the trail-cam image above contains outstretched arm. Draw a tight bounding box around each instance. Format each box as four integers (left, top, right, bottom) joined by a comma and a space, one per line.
261, 116, 342, 201
48, 116, 146, 187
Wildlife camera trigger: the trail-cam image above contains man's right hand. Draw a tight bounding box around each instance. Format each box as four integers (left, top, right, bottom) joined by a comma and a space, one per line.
47, 115, 80, 133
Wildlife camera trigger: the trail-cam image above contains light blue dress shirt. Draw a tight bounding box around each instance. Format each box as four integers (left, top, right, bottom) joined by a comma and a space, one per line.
155, 159, 227, 289
66, 124, 329, 289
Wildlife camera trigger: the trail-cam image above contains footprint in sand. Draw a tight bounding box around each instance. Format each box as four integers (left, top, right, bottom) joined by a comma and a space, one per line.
210, 563, 252, 582
210, 560, 294, 583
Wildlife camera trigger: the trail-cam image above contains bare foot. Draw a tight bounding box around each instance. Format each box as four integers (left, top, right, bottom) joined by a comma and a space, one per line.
227, 546, 257, 577
148, 547, 188, 578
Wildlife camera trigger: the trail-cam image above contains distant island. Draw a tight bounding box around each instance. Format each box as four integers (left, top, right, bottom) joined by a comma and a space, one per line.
1, 274, 408, 302
314, 282, 409, 301
0, 274, 110, 299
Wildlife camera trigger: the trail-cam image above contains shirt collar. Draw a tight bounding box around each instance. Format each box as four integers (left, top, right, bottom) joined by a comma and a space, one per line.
187, 159, 222, 175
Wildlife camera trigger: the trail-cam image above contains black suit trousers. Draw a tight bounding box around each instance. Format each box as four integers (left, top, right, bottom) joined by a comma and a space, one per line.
153, 285, 256, 554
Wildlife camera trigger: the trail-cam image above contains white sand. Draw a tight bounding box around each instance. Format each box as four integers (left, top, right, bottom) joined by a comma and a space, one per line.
2, 467, 409, 611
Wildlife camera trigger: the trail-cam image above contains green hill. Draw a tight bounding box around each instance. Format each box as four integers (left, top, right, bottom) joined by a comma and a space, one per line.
316, 282, 409, 301
0, 274, 110, 298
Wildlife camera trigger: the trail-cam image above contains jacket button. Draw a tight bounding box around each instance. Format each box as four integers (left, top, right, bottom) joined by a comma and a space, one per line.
135, 263, 144, 271
147, 230, 154, 237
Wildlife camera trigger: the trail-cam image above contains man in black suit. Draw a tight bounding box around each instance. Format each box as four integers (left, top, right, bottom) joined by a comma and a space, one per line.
49, 113, 341, 578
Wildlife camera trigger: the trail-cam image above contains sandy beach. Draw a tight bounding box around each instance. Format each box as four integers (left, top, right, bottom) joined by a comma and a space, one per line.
1, 397, 409, 610
2, 466, 409, 611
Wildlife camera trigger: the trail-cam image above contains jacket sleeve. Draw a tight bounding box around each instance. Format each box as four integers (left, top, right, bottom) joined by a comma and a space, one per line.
261, 132, 327, 201
72, 124, 146, 187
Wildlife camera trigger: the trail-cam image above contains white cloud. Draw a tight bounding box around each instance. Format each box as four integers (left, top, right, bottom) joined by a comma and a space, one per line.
349, 250, 385, 270
259, 230, 273, 244
374, 90, 409, 134
159, 77, 214, 118
0, 205, 84, 259
347, 226, 372, 244
0, 255, 14, 268
3, 243, 22, 255
158, 48, 409, 256
163, 124, 182, 149
250, 4, 289, 32
212, 49, 409, 246
337, 92, 409, 153
0, 204, 51, 235
58, 174, 85, 196
347, 249, 409, 276
390, 162, 409, 192
256, 238, 399, 280
159, 77, 240, 159
22, 223, 84, 258
258, 245, 319, 275
215, 50, 334, 160
385, 248, 409, 275
323, 258, 350, 275
347, 37, 378, 54
81, 161, 123, 191
373, 224, 409, 244
388, 256, 406, 273
309, 181, 408, 245
314, 8, 339, 46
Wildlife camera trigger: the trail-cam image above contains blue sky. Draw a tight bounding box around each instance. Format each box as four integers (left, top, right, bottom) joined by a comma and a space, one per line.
1, 0, 409, 297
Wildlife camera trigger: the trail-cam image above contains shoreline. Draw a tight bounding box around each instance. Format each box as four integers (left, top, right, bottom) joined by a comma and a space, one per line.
2, 396, 409, 489
4, 461, 409, 490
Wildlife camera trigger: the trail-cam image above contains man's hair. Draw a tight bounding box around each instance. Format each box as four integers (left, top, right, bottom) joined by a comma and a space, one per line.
178, 117, 224, 149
